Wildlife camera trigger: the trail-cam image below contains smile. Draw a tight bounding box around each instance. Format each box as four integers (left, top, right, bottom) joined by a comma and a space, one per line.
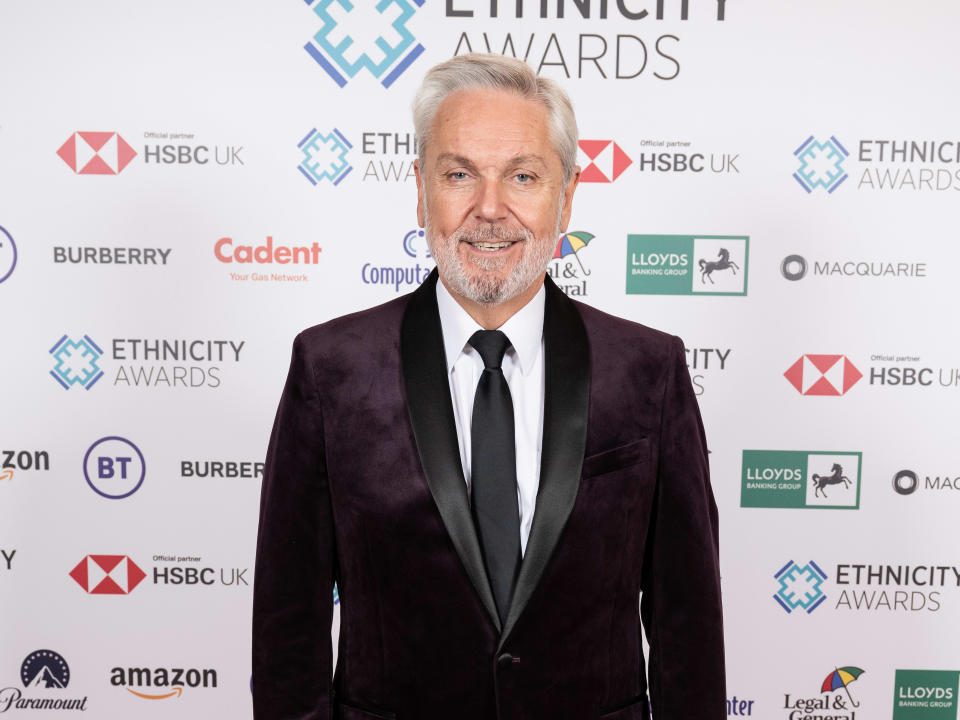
467, 241, 517, 251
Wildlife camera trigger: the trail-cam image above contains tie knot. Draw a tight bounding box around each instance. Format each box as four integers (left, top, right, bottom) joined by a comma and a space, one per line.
468, 330, 512, 370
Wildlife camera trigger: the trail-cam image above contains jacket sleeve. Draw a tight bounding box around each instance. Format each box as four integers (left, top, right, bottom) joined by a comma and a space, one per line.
640, 335, 726, 719
253, 333, 335, 720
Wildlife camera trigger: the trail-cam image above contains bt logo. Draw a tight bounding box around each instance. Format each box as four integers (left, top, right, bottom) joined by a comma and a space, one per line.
83, 436, 146, 499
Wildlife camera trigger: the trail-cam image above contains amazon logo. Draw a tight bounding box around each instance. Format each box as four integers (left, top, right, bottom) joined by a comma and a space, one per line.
110, 666, 217, 699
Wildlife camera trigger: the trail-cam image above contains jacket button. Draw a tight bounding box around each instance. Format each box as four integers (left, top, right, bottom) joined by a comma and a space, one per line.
497, 653, 515, 668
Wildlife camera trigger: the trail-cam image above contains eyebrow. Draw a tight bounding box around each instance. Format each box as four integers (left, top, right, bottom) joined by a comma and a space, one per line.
434, 153, 550, 169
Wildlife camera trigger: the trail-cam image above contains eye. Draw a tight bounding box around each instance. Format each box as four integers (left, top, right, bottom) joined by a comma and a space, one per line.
515, 173, 533, 183
447, 171, 469, 180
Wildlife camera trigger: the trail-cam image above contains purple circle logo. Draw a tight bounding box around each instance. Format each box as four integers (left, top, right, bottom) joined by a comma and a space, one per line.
0, 226, 17, 284
83, 436, 146, 499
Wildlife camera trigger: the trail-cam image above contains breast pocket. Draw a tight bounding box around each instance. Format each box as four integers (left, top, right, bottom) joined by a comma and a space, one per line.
581, 438, 651, 479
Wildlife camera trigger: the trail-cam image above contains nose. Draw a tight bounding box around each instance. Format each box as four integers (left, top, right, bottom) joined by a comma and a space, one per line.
475, 177, 508, 224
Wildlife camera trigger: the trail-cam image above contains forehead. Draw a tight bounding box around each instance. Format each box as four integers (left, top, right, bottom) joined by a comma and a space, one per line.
428, 88, 557, 167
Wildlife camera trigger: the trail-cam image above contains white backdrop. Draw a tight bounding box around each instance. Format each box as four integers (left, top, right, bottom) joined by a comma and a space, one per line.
2, 1, 959, 718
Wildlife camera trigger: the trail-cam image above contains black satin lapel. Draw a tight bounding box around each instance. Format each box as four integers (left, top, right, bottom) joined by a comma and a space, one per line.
498, 275, 590, 649
401, 269, 500, 631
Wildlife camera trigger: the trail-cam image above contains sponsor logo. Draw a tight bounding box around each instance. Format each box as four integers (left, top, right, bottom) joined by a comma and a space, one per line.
110, 666, 218, 700
361, 229, 434, 292
151, 554, 249, 588
780, 254, 927, 281
1, 450, 50, 481
893, 469, 960, 496
0, 650, 88, 712
627, 235, 748, 295
834, 563, 959, 612
783, 666, 866, 720
793, 135, 850, 193
774, 560, 827, 614
83, 436, 146, 499
54, 247, 172, 266
0, 226, 17, 284
180, 461, 264, 479
57, 132, 137, 175
299, 127, 353, 185
304, 0, 425, 89
217, 235, 321, 284
784, 354, 862, 396
448, 1, 728, 82
868, 355, 960, 389
49, 334, 105, 391
634, 140, 740, 175
70, 555, 147, 595
727, 696, 755, 716
111, 338, 245, 388
578, 140, 632, 183
742, 451, 862, 509
360, 130, 417, 182
858, 140, 960, 192
893, 669, 959, 719
1, 550, 14, 571
685, 347, 731, 397
547, 231, 595, 296
141, 132, 243, 166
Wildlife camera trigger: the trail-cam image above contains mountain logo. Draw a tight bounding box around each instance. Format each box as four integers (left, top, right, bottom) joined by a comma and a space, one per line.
21, 650, 70, 689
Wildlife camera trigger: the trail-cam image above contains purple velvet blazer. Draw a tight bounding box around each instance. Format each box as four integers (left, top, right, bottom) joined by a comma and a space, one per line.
252, 271, 724, 720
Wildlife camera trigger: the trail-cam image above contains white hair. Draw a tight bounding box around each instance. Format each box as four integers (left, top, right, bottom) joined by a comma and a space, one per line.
412, 53, 579, 182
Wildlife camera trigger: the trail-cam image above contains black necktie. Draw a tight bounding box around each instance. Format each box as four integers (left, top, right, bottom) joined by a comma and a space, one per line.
468, 329, 521, 625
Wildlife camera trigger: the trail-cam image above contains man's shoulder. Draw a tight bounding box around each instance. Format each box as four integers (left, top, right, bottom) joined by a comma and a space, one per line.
294, 293, 411, 357
572, 298, 680, 360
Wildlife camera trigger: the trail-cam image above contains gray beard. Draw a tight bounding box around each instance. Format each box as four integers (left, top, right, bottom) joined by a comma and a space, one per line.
425, 213, 560, 306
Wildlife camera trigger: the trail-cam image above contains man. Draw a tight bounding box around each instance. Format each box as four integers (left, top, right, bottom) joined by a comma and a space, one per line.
253, 53, 724, 720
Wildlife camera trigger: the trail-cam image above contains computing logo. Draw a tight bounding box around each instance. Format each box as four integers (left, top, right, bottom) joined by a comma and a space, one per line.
578, 140, 632, 183
304, 0, 426, 89
784, 354, 862, 396
298, 128, 353, 186
402, 229, 429, 258
49, 335, 104, 391
794, 136, 849, 193
21, 650, 71, 688
57, 132, 137, 175
70, 554, 146, 595
0, 225, 16, 284
774, 560, 828, 614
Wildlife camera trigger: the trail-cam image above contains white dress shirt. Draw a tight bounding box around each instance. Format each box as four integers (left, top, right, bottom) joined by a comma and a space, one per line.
435, 280, 545, 557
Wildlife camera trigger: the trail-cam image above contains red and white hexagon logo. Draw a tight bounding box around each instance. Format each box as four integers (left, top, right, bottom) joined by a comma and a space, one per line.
57, 132, 137, 175
784, 354, 863, 396
69, 554, 146, 594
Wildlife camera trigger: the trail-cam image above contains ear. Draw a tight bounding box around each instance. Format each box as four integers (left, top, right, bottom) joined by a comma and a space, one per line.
414, 158, 425, 227
559, 166, 580, 233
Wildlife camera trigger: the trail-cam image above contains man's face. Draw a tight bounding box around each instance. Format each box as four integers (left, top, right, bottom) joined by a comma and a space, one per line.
415, 88, 579, 306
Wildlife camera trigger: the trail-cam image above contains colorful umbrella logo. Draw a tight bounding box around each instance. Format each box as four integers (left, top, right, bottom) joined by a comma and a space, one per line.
553, 232, 595, 275
821, 666, 864, 707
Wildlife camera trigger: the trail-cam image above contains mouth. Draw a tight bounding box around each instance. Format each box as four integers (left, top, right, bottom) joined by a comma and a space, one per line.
467, 240, 518, 252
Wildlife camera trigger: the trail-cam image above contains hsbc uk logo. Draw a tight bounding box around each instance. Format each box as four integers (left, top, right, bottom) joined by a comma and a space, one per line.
785, 354, 863, 396
50, 334, 104, 390
70, 555, 147, 595
57, 132, 137, 175
794, 135, 849, 193
775, 559, 828, 614
298, 127, 353, 186
304, 0, 425, 89
578, 140, 632, 183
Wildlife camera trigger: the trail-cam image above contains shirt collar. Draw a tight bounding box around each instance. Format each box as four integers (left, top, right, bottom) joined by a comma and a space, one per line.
436, 278, 545, 376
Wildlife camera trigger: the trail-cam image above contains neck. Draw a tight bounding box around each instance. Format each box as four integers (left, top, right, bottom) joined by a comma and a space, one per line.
439, 273, 546, 330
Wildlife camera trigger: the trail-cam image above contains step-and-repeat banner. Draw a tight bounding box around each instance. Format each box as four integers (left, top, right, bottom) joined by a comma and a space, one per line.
2, 1, 959, 718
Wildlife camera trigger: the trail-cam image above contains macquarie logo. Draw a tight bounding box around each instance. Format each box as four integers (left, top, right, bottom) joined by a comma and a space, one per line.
774, 560, 828, 614
0, 225, 17, 285
793, 135, 850, 193
893, 670, 959, 720
893, 469, 960, 496
741, 451, 862, 510
70, 555, 147, 595
784, 354, 862, 396
303, 0, 425, 89
627, 235, 748, 296
57, 132, 137, 175
780, 254, 927, 282
111, 665, 218, 700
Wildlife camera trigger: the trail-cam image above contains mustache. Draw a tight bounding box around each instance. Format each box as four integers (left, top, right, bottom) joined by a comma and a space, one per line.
448, 225, 533, 243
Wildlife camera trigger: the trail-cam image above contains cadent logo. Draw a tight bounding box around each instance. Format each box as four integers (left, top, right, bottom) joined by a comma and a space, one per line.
793, 135, 849, 193
784, 354, 862, 396
578, 140, 632, 182
70, 555, 147, 595
57, 132, 137, 175
304, 0, 425, 89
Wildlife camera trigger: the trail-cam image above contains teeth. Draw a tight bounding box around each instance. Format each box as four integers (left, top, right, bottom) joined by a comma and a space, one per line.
472, 241, 513, 251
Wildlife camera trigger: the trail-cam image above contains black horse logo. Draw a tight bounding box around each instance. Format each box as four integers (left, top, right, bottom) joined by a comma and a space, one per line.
812, 463, 851, 498
698, 248, 740, 284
